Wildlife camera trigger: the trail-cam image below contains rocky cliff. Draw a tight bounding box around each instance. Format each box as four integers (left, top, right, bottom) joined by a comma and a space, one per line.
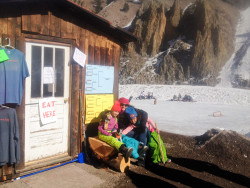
119, 0, 250, 87
73, 0, 250, 88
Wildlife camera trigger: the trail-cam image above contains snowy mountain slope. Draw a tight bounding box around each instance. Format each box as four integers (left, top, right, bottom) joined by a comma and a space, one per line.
217, 7, 250, 88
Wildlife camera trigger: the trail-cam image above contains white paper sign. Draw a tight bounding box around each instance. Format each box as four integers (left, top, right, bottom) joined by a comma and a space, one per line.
43, 67, 55, 84
39, 98, 57, 125
73, 48, 86, 67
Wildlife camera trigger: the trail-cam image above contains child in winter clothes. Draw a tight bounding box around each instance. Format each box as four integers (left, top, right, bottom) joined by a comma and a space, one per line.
98, 101, 133, 161
124, 106, 148, 145
123, 106, 149, 166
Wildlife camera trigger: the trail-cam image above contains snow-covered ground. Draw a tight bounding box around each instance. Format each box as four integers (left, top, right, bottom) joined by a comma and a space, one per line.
118, 7, 250, 137
119, 85, 250, 137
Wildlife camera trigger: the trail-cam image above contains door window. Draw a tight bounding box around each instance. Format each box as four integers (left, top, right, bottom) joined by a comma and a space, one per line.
30, 44, 66, 98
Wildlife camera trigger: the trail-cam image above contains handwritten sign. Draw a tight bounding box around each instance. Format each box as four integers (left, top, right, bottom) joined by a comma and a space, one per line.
73, 48, 86, 67
39, 98, 57, 125
43, 67, 55, 84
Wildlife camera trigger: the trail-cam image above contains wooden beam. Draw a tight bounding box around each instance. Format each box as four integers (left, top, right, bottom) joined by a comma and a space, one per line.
113, 45, 120, 100
70, 62, 80, 156
16, 36, 26, 170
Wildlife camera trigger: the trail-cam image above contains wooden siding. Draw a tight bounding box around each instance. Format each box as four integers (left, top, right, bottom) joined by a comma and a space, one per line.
0, 5, 121, 179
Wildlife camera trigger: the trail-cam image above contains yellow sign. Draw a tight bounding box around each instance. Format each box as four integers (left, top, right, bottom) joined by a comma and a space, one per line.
85, 94, 114, 124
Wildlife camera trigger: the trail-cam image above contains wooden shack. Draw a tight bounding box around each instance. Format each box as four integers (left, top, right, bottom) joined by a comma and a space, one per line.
0, 0, 136, 181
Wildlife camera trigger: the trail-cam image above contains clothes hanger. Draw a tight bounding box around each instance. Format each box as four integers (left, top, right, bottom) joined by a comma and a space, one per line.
0, 38, 4, 48
4, 37, 15, 49
0, 105, 9, 109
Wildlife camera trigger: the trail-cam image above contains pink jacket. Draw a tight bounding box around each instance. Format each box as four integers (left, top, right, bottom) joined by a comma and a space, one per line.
122, 117, 156, 135
98, 114, 118, 136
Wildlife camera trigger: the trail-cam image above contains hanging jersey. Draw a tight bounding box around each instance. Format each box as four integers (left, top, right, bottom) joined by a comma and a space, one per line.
0, 49, 29, 105
0, 107, 20, 166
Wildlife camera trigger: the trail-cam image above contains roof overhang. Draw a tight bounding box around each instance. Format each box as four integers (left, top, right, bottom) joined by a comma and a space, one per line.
0, 0, 138, 44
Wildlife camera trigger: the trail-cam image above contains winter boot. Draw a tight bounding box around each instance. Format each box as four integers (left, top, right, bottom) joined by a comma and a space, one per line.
166, 158, 171, 163
136, 142, 147, 167
119, 144, 133, 162
138, 142, 148, 157
137, 155, 146, 167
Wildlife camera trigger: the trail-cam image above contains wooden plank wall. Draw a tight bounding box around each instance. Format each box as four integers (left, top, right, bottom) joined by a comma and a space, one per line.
0, 6, 121, 180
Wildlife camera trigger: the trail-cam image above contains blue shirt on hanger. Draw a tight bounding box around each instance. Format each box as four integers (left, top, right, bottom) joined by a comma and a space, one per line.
0, 48, 29, 105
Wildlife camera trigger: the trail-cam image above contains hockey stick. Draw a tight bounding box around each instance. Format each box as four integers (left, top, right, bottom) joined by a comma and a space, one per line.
155, 123, 165, 166
79, 89, 92, 164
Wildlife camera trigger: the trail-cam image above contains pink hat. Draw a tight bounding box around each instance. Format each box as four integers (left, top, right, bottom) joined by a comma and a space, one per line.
118, 97, 129, 105
111, 101, 121, 112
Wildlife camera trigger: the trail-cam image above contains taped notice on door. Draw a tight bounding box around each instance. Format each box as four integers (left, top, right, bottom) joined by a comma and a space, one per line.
39, 98, 57, 125
43, 67, 55, 84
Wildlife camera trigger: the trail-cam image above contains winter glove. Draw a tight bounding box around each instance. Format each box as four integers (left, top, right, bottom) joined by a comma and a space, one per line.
115, 132, 122, 139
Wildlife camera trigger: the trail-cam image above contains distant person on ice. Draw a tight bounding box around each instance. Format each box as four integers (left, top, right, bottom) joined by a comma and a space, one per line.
148, 92, 154, 99
139, 91, 145, 99
98, 101, 133, 161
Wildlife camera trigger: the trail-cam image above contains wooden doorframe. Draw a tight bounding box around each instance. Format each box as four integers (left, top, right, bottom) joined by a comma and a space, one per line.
15, 34, 76, 170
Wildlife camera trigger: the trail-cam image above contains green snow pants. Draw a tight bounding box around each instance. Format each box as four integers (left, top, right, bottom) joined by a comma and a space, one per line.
98, 131, 123, 151
148, 131, 168, 163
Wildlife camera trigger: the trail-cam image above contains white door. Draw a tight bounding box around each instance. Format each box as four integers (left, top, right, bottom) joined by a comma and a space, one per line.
25, 42, 70, 163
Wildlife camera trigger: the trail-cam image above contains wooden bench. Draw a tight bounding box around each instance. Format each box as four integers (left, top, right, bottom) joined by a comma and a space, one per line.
88, 137, 130, 172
